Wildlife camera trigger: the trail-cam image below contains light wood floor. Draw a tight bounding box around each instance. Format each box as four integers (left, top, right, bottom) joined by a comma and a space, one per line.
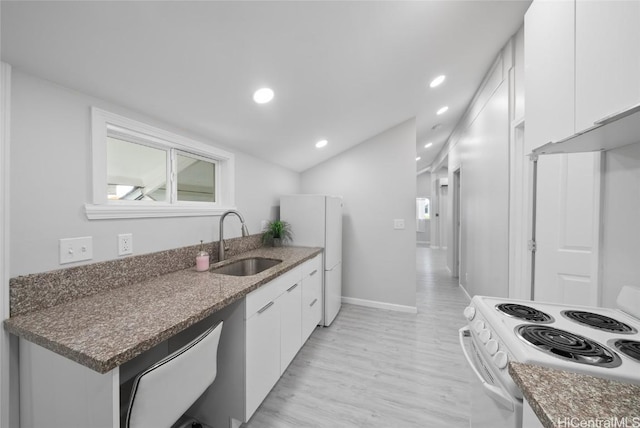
242, 246, 472, 427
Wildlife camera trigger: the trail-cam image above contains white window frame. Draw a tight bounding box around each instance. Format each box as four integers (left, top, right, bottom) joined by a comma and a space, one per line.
85, 108, 235, 220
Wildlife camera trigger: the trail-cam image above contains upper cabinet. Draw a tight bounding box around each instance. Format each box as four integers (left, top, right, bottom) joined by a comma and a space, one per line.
575, 0, 640, 132
526, 0, 640, 154
524, 0, 575, 154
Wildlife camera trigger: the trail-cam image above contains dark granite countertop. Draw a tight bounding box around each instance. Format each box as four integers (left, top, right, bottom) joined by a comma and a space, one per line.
509, 362, 640, 428
4, 246, 322, 374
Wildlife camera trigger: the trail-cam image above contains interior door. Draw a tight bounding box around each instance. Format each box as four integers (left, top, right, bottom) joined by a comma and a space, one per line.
534, 152, 602, 306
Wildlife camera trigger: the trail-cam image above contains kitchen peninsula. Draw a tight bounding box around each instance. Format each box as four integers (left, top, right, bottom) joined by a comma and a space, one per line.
5, 241, 322, 428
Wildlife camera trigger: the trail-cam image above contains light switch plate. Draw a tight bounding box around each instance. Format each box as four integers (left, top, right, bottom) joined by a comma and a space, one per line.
394, 219, 405, 230
59, 236, 93, 264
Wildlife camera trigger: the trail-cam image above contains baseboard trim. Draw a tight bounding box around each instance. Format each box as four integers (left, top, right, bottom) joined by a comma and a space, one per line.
342, 297, 418, 314
459, 284, 472, 301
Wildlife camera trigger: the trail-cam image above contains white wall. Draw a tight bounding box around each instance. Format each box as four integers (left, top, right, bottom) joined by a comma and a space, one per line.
9, 70, 300, 277
416, 171, 431, 197
300, 119, 417, 310
431, 29, 522, 298
601, 143, 640, 308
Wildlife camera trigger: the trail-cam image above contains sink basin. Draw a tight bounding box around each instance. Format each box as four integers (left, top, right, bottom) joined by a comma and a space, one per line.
210, 257, 282, 276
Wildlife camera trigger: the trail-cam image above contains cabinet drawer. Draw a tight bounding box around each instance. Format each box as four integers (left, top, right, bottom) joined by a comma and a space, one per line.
301, 255, 323, 342
302, 285, 322, 342
302, 254, 322, 278
245, 266, 301, 317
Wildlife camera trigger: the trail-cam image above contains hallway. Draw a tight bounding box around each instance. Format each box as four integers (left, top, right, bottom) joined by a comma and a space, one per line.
243, 246, 472, 427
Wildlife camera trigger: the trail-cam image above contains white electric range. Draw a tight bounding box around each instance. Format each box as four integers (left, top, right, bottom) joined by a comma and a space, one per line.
459, 286, 640, 428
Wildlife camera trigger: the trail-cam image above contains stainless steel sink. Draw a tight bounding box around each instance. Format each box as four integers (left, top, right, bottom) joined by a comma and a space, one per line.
210, 257, 282, 276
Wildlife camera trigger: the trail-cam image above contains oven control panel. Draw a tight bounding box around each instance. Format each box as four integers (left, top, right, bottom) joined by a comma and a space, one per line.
466, 305, 511, 372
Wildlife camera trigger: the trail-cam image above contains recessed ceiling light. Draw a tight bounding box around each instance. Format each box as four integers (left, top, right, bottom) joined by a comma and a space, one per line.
424, 142, 433, 148
437, 106, 449, 115
430, 75, 446, 88
416, 156, 421, 161
316, 139, 328, 148
253, 87, 274, 104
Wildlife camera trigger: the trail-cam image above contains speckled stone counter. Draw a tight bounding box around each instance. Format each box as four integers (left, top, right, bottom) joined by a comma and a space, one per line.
509, 362, 640, 428
4, 246, 322, 373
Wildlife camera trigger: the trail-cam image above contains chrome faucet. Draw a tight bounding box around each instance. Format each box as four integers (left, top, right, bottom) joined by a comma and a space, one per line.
218, 210, 250, 262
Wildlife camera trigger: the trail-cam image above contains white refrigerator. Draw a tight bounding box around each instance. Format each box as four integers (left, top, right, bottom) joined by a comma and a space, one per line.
280, 194, 343, 326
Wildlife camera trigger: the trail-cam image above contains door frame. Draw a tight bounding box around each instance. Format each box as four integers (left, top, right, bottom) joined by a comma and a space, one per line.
1, 61, 12, 428
452, 168, 461, 278
508, 118, 532, 299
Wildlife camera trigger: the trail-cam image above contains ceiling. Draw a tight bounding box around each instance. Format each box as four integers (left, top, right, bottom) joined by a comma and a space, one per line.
1, 0, 531, 173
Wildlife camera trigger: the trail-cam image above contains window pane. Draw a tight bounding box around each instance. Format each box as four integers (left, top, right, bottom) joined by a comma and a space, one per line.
176, 153, 216, 202
106, 137, 167, 201
416, 198, 430, 220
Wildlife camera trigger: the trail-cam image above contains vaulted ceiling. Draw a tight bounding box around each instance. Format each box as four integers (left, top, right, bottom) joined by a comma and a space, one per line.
1, 1, 530, 172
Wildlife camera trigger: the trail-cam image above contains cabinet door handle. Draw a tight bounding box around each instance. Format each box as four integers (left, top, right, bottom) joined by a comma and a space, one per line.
310, 269, 318, 276
287, 283, 299, 292
310, 298, 318, 307
257, 301, 275, 314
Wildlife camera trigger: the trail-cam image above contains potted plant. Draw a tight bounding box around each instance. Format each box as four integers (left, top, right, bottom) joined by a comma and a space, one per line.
262, 220, 293, 247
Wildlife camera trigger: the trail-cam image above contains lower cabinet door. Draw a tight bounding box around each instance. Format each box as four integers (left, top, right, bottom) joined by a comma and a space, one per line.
302, 271, 322, 342
245, 299, 280, 419
279, 282, 302, 372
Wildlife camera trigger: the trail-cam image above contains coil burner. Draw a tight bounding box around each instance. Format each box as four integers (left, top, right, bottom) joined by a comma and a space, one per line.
562, 310, 637, 334
496, 303, 553, 323
516, 325, 621, 368
610, 339, 640, 363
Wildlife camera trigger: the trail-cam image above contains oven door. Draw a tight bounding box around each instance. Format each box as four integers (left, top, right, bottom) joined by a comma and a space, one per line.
459, 327, 522, 428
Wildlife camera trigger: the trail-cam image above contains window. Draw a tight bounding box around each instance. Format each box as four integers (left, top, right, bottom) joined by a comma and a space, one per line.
86, 108, 235, 219
416, 198, 430, 220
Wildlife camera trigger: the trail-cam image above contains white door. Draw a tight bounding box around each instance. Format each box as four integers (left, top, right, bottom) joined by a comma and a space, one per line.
534, 152, 601, 306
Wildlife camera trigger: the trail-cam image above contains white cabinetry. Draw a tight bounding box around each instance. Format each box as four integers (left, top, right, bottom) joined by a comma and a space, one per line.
245, 296, 281, 417
279, 281, 302, 372
244, 255, 322, 421
575, 0, 640, 131
301, 254, 323, 342
525, 0, 602, 305
526, 0, 640, 148
524, 0, 574, 154
244, 266, 299, 418
524, 0, 640, 305
190, 255, 324, 427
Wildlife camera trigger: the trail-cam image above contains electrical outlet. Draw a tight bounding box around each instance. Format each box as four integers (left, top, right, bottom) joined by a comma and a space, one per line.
118, 233, 133, 256
59, 236, 93, 264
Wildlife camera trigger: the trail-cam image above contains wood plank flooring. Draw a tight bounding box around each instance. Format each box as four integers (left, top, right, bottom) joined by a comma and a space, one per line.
242, 246, 472, 427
